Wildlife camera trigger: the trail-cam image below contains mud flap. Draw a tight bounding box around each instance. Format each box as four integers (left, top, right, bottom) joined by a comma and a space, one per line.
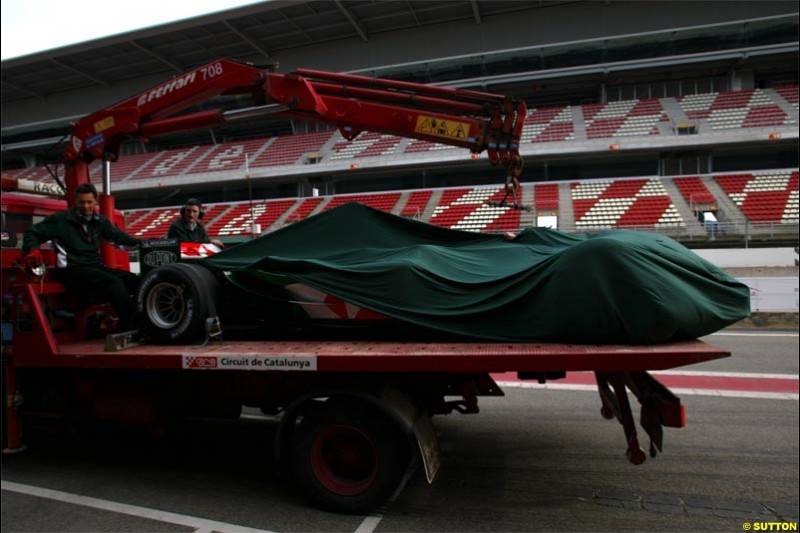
412, 414, 441, 484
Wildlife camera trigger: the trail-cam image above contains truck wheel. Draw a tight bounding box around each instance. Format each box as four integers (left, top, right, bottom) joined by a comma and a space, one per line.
292, 400, 411, 514
137, 263, 219, 344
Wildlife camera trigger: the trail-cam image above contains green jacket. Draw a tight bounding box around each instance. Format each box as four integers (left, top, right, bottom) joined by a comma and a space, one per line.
23, 207, 141, 268
167, 218, 211, 243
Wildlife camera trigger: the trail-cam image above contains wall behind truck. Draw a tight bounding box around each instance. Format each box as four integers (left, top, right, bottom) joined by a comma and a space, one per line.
737, 277, 798, 312
693, 247, 798, 269
693, 247, 799, 313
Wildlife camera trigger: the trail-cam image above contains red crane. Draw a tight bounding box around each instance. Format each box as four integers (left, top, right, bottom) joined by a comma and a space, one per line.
63, 59, 527, 265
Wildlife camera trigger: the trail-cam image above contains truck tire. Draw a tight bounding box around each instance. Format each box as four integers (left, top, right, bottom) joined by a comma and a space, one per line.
291, 399, 411, 514
137, 263, 219, 344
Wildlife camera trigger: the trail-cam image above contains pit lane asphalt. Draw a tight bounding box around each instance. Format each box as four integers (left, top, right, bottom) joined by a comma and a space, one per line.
2, 329, 797, 533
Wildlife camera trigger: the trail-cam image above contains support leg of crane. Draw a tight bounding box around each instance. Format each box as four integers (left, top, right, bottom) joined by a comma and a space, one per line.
595, 372, 617, 419
595, 372, 646, 465
624, 371, 686, 458
610, 375, 646, 465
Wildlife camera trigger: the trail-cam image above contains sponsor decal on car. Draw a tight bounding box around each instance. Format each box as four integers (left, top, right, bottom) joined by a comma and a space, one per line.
285, 284, 389, 320
143, 250, 178, 266
180, 242, 220, 258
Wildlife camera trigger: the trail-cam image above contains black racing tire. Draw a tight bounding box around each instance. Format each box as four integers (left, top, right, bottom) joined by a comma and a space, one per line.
136, 263, 220, 344
291, 399, 411, 514
181, 262, 221, 313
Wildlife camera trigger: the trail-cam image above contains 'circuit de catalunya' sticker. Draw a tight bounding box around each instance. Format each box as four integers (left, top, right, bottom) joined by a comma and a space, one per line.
183, 354, 317, 371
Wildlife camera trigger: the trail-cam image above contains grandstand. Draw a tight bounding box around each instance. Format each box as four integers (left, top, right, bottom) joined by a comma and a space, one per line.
115, 169, 795, 249
1, 1, 797, 248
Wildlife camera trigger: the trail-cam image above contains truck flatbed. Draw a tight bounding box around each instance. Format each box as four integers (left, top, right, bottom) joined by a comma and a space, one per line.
23, 338, 729, 372
6, 279, 733, 513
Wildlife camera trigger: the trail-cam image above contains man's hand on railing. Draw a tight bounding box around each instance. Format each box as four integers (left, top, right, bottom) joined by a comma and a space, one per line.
22, 249, 46, 277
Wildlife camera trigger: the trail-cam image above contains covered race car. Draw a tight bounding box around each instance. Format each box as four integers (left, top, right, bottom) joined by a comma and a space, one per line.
135, 202, 751, 345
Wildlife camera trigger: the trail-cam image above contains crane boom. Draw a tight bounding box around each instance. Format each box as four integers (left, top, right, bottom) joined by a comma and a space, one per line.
65, 59, 527, 199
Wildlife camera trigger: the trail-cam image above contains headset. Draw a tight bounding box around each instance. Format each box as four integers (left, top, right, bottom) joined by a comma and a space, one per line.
180, 198, 205, 219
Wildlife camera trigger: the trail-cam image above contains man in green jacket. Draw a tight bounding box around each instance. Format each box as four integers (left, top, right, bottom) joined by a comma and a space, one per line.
22, 183, 142, 331
167, 198, 224, 247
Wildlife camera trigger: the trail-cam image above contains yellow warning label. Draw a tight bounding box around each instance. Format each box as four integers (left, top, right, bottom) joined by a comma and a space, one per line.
415, 116, 470, 141
94, 116, 115, 133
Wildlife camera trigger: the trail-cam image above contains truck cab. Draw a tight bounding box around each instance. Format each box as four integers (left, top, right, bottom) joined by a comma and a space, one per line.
1, 183, 133, 343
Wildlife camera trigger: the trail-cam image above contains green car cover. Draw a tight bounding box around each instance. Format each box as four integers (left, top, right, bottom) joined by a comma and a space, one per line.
203, 203, 751, 344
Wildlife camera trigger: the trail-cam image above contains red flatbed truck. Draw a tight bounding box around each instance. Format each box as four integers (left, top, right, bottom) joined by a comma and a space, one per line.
4, 279, 729, 512
1, 60, 731, 513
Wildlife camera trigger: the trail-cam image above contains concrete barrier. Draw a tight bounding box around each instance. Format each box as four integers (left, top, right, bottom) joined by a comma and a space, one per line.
733, 312, 799, 330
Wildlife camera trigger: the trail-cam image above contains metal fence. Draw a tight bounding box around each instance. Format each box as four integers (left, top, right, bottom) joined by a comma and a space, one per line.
524, 220, 799, 247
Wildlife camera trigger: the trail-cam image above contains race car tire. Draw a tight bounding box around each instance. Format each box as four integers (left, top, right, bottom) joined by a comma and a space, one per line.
291, 398, 411, 514
137, 263, 220, 344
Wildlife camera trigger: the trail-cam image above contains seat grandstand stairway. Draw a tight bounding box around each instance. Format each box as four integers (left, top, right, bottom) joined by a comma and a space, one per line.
662, 178, 706, 238
419, 189, 443, 221
395, 189, 436, 218
702, 176, 747, 230
558, 183, 575, 229
391, 191, 412, 216
268, 198, 303, 230
519, 184, 536, 228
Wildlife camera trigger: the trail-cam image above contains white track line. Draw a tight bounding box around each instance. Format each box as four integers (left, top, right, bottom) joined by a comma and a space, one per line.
664, 388, 798, 400
1, 481, 276, 533
710, 332, 798, 337
354, 455, 420, 533
355, 516, 383, 533
649, 370, 798, 379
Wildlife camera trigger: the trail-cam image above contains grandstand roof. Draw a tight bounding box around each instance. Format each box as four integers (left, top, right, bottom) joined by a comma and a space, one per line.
0, 0, 564, 106
1, 1, 795, 159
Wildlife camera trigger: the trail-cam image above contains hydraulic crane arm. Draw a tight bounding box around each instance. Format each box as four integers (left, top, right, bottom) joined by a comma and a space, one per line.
65, 59, 527, 199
